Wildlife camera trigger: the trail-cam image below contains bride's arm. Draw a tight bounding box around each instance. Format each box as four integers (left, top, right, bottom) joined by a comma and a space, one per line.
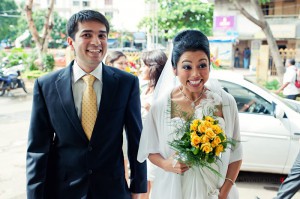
148, 153, 189, 174
219, 160, 242, 199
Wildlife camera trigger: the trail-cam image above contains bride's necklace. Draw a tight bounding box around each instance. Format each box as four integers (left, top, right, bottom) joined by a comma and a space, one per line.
179, 86, 205, 109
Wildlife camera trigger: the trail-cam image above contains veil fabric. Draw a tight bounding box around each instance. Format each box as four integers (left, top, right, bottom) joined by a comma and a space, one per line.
153, 45, 179, 101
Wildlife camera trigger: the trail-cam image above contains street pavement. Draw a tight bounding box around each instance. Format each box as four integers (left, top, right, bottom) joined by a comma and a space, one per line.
0, 88, 31, 199
1, 69, 300, 199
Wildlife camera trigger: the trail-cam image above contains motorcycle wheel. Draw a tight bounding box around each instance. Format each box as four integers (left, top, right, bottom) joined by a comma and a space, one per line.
0, 81, 5, 96
20, 79, 27, 93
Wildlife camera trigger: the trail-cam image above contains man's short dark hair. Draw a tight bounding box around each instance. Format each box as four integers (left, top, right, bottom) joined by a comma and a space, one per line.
67, 10, 110, 40
290, 59, 296, 66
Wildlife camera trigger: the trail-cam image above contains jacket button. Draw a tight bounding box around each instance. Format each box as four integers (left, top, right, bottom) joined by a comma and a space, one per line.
88, 146, 93, 151
88, 169, 93, 175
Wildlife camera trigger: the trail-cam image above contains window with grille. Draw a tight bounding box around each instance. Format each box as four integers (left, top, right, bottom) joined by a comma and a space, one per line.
83, 1, 90, 7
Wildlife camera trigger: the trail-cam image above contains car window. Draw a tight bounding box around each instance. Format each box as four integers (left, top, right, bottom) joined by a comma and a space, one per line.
219, 80, 273, 115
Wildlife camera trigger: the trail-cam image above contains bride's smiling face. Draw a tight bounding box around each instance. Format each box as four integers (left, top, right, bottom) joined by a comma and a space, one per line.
174, 50, 209, 93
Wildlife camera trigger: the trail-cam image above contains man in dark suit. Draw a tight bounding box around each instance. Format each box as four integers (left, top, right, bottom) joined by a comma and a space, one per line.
26, 10, 147, 199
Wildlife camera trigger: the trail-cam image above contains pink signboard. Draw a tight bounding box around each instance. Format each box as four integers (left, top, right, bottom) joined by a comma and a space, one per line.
214, 16, 235, 30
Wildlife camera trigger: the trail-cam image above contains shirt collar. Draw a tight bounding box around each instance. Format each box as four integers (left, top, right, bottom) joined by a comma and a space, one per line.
73, 61, 103, 83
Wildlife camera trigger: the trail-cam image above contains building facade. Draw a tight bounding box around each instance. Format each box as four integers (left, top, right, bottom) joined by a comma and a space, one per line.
212, 0, 300, 75
30, 0, 146, 32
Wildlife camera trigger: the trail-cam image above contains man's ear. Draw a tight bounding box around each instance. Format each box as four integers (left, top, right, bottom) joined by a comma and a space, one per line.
67, 37, 74, 50
173, 68, 177, 76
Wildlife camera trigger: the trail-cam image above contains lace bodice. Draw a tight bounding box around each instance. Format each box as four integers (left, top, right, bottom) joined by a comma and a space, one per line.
171, 89, 225, 128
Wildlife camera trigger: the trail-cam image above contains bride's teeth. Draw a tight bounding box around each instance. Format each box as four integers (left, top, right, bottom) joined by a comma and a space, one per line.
89, 50, 100, 53
190, 80, 201, 85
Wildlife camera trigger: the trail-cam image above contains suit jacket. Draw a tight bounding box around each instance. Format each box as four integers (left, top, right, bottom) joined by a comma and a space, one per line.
26, 61, 147, 199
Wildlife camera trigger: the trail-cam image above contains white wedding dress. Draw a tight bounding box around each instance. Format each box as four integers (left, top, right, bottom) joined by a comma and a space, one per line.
138, 88, 242, 199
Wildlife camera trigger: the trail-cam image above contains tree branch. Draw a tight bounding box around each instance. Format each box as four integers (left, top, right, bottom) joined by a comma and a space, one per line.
232, 0, 265, 28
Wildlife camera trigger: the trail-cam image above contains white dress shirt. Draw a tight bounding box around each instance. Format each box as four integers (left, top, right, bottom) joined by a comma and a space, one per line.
72, 61, 103, 119
283, 65, 300, 96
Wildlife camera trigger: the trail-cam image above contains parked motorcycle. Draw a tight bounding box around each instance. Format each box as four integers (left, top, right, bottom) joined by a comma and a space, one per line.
0, 65, 27, 96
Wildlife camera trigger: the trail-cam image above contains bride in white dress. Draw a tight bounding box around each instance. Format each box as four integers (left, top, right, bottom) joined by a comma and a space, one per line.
137, 30, 243, 199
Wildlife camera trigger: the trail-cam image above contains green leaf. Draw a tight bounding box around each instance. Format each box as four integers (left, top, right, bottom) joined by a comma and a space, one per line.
193, 147, 199, 155
218, 133, 226, 141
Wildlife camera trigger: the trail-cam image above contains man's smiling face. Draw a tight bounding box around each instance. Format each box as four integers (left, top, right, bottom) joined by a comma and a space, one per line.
67, 20, 108, 73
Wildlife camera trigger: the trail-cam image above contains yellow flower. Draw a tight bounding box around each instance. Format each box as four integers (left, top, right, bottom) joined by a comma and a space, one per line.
211, 136, 221, 148
191, 134, 201, 148
192, 119, 201, 125
205, 128, 216, 139
212, 124, 222, 134
205, 116, 214, 123
203, 120, 212, 128
190, 131, 198, 138
190, 123, 198, 132
200, 134, 210, 144
200, 143, 213, 154
198, 123, 207, 133
215, 144, 224, 156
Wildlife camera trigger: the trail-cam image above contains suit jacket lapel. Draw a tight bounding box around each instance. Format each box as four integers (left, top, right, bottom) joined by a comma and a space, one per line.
90, 65, 119, 142
55, 61, 88, 142
99, 65, 119, 114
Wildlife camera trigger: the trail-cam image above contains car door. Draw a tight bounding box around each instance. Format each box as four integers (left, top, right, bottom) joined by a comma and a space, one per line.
219, 80, 291, 173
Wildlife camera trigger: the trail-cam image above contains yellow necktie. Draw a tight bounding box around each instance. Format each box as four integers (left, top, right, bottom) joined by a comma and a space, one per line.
81, 74, 97, 140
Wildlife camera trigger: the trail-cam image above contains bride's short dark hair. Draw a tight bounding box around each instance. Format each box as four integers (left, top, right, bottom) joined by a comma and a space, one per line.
171, 30, 210, 69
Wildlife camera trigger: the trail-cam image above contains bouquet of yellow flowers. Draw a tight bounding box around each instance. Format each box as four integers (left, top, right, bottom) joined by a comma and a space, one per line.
169, 115, 235, 176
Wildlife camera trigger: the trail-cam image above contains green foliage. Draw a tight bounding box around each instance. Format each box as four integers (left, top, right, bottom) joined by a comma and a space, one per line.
28, 61, 39, 71
264, 79, 279, 90
49, 12, 68, 48
138, 0, 214, 40
42, 54, 55, 71
0, 50, 7, 60
23, 70, 48, 79
27, 51, 39, 71
0, 0, 20, 41
258, 0, 271, 4
4, 48, 28, 68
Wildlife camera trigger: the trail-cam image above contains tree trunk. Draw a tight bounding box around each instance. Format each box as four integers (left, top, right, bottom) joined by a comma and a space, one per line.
25, 0, 54, 64
41, 0, 54, 54
25, 0, 42, 59
232, 0, 284, 79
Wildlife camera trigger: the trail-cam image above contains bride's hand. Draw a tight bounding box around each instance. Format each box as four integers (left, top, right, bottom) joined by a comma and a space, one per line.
163, 155, 189, 174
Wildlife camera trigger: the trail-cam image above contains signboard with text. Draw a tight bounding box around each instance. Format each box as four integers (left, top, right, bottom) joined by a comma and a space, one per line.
214, 16, 236, 31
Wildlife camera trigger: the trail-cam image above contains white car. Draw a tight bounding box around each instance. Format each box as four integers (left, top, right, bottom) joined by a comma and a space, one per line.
211, 70, 300, 174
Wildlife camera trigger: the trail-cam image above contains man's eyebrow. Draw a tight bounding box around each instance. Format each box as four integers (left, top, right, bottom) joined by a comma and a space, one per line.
80, 30, 107, 34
